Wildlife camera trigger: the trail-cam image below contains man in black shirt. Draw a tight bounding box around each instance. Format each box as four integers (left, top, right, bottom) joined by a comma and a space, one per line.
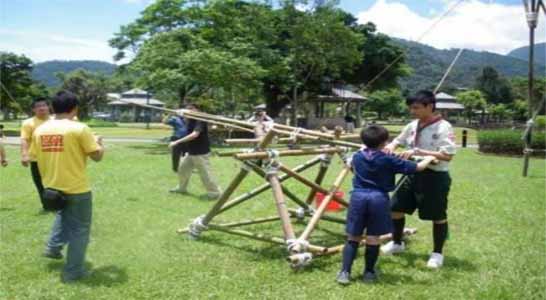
168, 104, 222, 200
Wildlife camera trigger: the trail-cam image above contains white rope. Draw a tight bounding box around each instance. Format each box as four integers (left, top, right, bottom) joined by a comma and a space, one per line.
188, 215, 207, 238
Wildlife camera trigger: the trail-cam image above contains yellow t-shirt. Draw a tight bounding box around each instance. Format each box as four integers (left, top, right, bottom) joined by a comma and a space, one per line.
21, 116, 51, 161
30, 119, 100, 194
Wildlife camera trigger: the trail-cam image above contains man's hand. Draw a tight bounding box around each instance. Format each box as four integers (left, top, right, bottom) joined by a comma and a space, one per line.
21, 154, 30, 167
382, 143, 396, 155
398, 149, 415, 160
95, 135, 103, 146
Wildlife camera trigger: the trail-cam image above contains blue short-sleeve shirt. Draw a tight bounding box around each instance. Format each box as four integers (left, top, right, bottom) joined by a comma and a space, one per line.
167, 116, 188, 139
352, 149, 418, 193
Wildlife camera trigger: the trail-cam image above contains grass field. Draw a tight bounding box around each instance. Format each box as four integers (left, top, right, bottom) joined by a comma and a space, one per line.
0, 144, 544, 299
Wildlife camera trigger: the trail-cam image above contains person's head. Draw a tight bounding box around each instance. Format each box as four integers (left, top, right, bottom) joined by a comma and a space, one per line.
406, 90, 436, 120
52, 91, 79, 117
31, 97, 50, 118
185, 103, 199, 111
254, 104, 266, 116
360, 125, 389, 149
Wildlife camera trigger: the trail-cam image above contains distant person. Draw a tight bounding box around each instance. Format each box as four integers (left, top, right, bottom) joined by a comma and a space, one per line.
20, 97, 51, 210
0, 125, 7, 167
247, 104, 273, 139
344, 114, 355, 133
168, 104, 222, 200
336, 125, 436, 285
30, 91, 105, 283
381, 90, 456, 269
163, 110, 188, 173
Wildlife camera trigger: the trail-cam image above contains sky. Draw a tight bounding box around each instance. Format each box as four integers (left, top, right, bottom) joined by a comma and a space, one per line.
1, 0, 544, 63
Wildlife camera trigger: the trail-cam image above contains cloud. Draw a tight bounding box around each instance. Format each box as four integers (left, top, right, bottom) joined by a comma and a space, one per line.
356, 0, 546, 54
0, 29, 117, 63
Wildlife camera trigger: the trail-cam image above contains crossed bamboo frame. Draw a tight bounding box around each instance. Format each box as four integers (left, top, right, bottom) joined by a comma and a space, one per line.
169, 110, 417, 268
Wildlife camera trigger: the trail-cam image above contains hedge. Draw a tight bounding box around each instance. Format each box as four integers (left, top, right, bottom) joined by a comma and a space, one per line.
478, 129, 545, 155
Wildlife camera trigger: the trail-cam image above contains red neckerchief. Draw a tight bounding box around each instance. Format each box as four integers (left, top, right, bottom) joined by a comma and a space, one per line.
414, 115, 443, 146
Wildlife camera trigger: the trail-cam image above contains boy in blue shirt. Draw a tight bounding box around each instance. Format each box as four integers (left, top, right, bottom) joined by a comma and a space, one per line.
336, 125, 436, 284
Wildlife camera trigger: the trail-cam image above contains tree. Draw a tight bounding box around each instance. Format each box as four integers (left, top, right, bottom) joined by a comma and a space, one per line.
456, 90, 487, 124
488, 103, 510, 123
366, 89, 405, 119
109, 0, 408, 118
475, 66, 514, 104
0, 52, 35, 119
510, 76, 546, 116
57, 69, 109, 119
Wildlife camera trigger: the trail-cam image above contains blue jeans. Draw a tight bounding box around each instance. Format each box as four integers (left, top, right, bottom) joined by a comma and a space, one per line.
46, 192, 92, 280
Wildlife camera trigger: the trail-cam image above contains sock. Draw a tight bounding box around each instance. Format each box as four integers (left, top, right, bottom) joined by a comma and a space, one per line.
364, 244, 380, 273
433, 222, 448, 254
392, 218, 405, 245
340, 240, 359, 273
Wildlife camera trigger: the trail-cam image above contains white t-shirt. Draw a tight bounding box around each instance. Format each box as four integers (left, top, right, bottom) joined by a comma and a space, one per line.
393, 118, 456, 172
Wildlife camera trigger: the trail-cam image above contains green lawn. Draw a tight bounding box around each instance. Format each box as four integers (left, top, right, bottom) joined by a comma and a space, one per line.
1, 144, 544, 299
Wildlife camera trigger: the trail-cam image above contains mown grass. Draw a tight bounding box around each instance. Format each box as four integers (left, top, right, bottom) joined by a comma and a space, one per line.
0, 144, 544, 299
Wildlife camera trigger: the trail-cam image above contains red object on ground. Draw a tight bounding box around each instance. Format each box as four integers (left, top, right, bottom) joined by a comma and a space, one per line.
315, 191, 345, 212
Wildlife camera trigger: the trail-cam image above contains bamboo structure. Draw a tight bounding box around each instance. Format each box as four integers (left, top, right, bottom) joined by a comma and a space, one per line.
115, 98, 417, 268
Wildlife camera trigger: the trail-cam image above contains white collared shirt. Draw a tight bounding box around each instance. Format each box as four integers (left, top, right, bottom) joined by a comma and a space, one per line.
394, 119, 456, 172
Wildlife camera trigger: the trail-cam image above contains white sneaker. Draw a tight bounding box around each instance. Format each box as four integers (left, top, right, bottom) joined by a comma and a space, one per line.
381, 241, 405, 255
426, 252, 444, 269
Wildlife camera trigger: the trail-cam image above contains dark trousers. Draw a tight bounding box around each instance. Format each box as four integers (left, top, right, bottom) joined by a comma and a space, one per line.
170, 137, 187, 173
30, 162, 45, 209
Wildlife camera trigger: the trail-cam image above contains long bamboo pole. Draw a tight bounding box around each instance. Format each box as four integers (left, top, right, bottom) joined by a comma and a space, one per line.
269, 172, 296, 241
287, 209, 347, 225
177, 215, 282, 234
298, 164, 352, 241
278, 163, 349, 207
303, 155, 331, 205
235, 147, 342, 160
217, 157, 322, 214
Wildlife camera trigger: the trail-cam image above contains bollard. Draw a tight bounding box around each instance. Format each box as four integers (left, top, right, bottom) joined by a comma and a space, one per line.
462, 130, 467, 148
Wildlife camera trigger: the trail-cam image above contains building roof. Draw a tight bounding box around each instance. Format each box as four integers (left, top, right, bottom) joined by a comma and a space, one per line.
435, 92, 456, 101
436, 102, 464, 110
314, 87, 367, 103
107, 89, 165, 106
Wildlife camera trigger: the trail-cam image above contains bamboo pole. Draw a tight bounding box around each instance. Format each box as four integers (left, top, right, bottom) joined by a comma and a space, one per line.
303, 155, 331, 205
242, 161, 312, 211
235, 147, 342, 160
207, 224, 286, 245
217, 157, 322, 214
298, 164, 352, 242
278, 163, 349, 207
177, 215, 282, 234
287, 209, 347, 225
201, 167, 250, 225
224, 138, 260, 145
268, 171, 296, 241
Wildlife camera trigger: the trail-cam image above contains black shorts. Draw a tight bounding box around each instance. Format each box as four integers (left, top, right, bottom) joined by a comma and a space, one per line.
390, 170, 451, 221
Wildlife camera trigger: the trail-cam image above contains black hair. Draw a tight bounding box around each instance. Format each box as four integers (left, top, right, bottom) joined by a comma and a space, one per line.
406, 90, 436, 111
185, 103, 199, 110
31, 97, 48, 108
360, 125, 389, 149
52, 91, 79, 114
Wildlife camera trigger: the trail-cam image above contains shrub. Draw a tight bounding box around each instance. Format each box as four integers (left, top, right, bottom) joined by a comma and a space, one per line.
478, 129, 545, 155
119, 112, 133, 123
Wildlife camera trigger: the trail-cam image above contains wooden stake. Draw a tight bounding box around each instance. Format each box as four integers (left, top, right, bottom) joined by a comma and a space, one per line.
268, 170, 296, 241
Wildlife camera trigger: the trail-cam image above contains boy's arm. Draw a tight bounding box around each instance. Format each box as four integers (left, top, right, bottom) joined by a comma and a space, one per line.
415, 155, 438, 171
20, 123, 31, 167
384, 123, 412, 154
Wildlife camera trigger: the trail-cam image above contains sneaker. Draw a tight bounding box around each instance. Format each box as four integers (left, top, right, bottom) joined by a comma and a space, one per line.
362, 271, 378, 283
335, 271, 350, 285
426, 252, 444, 269
42, 249, 63, 259
169, 188, 188, 194
381, 241, 405, 255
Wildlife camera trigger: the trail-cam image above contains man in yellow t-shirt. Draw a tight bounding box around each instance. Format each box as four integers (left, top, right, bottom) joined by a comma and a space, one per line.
30, 91, 104, 283
20, 97, 51, 209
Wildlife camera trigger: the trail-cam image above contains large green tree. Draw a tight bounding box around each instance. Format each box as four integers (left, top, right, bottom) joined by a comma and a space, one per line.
110, 0, 408, 117
366, 89, 405, 119
456, 89, 487, 124
0, 52, 39, 119
475, 66, 514, 105
57, 69, 109, 119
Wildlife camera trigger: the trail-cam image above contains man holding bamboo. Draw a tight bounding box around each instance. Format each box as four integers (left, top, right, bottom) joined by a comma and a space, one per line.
168, 104, 222, 200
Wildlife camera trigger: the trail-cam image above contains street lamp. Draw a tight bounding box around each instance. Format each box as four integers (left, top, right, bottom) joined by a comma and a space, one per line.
521, 0, 545, 177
